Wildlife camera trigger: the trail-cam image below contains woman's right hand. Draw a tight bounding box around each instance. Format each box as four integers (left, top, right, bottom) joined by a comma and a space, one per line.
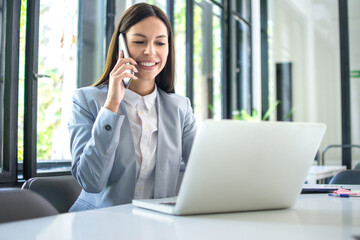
104, 51, 138, 113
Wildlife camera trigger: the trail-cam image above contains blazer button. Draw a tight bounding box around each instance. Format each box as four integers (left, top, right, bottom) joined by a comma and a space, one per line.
105, 125, 111, 131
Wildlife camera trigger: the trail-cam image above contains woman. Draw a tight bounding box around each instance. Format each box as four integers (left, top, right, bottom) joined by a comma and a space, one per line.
68, 3, 197, 211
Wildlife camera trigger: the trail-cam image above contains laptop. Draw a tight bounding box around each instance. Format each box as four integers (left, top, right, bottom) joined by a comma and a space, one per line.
132, 120, 326, 215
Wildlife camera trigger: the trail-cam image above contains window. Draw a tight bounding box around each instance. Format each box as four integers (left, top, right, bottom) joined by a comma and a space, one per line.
18, 0, 79, 179
193, 0, 224, 120
229, 0, 252, 118
174, 0, 186, 96
0, 0, 253, 184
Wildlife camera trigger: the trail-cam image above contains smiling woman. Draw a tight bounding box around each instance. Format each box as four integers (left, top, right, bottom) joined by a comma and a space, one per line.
126, 19, 168, 77
67, 3, 197, 212
93, 3, 175, 94
119, 16, 169, 96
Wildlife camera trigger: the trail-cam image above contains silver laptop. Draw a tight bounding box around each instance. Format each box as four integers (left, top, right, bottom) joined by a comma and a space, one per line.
132, 120, 326, 215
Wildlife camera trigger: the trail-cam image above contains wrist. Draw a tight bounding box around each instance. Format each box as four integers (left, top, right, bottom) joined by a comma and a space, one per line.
104, 101, 120, 113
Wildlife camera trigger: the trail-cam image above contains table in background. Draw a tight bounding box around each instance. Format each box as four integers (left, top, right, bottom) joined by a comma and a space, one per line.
306, 165, 346, 184
0, 185, 359, 240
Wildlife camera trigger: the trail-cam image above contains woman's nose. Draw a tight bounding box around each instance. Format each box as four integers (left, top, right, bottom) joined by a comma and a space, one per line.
144, 43, 155, 56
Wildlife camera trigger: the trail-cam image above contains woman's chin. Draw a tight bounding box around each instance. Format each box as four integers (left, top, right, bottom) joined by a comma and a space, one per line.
133, 76, 156, 84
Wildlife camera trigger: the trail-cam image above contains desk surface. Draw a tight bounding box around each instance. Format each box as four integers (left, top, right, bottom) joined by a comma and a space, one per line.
0, 185, 359, 240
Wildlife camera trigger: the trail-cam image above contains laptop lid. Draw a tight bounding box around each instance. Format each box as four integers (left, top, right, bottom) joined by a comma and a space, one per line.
134, 120, 326, 215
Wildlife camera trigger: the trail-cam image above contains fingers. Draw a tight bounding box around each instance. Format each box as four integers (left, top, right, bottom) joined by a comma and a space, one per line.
110, 59, 138, 83
124, 57, 138, 66
111, 63, 138, 78
108, 66, 137, 98
117, 51, 137, 66
111, 71, 137, 83
111, 56, 137, 76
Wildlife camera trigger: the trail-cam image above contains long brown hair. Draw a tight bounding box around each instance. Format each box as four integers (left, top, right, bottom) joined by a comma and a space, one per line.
92, 3, 175, 93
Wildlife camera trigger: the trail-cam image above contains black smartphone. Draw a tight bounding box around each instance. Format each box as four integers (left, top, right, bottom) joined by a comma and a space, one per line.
118, 33, 133, 88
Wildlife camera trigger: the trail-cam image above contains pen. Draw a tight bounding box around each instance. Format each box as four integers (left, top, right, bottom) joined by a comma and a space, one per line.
329, 193, 360, 198
329, 193, 349, 198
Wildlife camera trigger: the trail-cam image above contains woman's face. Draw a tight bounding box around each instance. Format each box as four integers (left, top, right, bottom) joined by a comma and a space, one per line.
126, 16, 169, 83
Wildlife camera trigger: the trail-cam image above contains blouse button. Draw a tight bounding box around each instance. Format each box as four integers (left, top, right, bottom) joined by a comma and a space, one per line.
105, 125, 111, 131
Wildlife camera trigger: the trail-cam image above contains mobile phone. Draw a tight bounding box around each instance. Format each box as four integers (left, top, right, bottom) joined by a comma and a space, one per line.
118, 33, 133, 88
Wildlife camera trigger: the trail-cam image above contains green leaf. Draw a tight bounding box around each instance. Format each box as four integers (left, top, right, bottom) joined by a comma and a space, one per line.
208, 104, 214, 115
262, 100, 280, 120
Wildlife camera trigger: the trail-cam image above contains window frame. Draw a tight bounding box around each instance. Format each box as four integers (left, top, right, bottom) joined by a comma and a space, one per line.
0, 0, 21, 185
338, 0, 351, 168
23, 0, 39, 180
260, 0, 268, 118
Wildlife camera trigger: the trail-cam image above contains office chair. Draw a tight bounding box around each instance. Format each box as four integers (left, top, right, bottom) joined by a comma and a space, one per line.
22, 175, 82, 213
321, 144, 360, 166
354, 162, 360, 170
329, 170, 360, 185
0, 188, 58, 223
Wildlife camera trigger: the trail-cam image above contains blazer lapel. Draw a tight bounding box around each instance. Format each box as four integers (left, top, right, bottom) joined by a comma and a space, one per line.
117, 100, 137, 180
154, 91, 167, 197
153, 90, 181, 198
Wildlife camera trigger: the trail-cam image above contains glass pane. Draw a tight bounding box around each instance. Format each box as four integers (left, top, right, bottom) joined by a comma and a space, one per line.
36, 0, 78, 172
230, 18, 251, 117
174, 0, 186, 96
193, 3, 206, 120
195, 0, 223, 4
193, 1, 223, 121
268, 0, 341, 165
212, 6, 223, 119
151, 0, 166, 11
116, 0, 166, 13
232, 0, 251, 21
349, 0, 360, 168
18, 0, 26, 168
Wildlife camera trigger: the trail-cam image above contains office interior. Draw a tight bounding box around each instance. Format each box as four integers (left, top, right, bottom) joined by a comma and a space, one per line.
0, 0, 359, 189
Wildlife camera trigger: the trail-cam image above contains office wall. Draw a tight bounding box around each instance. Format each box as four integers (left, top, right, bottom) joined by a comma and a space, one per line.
268, 0, 360, 166
349, 0, 360, 167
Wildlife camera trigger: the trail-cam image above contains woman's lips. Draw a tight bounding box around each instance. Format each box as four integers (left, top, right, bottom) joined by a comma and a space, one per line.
137, 61, 159, 70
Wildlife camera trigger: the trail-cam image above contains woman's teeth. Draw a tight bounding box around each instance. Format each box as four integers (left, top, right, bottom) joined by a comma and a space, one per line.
140, 62, 156, 67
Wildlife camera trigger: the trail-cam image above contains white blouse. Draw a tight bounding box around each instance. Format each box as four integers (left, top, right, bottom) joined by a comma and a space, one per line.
123, 86, 158, 199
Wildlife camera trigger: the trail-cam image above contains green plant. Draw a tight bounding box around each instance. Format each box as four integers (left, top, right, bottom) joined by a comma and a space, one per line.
232, 100, 281, 121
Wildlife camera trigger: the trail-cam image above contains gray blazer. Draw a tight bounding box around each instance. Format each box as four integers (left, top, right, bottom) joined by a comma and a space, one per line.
68, 85, 197, 211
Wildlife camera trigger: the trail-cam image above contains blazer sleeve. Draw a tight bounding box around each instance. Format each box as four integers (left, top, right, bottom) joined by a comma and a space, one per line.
68, 89, 125, 193
182, 97, 197, 164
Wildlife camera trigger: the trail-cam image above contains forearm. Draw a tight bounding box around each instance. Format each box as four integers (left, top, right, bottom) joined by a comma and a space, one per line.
69, 106, 125, 193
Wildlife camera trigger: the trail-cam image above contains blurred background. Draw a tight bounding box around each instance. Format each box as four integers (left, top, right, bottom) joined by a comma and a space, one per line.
0, 0, 359, 185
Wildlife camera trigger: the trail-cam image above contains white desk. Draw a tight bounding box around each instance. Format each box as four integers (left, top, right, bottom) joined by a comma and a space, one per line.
306, 165, 347, 184
0, 185, 359, 240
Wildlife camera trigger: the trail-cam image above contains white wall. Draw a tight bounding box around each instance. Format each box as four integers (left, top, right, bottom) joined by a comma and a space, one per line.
268, 0, 360, 166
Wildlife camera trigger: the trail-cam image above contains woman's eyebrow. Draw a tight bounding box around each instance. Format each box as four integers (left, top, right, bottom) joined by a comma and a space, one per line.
155, 35, 168, 39
131, 33, 168, 39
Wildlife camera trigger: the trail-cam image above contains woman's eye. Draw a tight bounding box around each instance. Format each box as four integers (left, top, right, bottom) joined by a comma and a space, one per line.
156, 42, 166, 46
133, 41, 144, 44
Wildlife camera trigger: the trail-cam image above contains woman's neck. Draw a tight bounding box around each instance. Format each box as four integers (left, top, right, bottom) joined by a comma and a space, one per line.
128, 79, 155, 96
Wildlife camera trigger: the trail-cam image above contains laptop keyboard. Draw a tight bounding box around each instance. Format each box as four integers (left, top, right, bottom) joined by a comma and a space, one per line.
160, 202, 176, 206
